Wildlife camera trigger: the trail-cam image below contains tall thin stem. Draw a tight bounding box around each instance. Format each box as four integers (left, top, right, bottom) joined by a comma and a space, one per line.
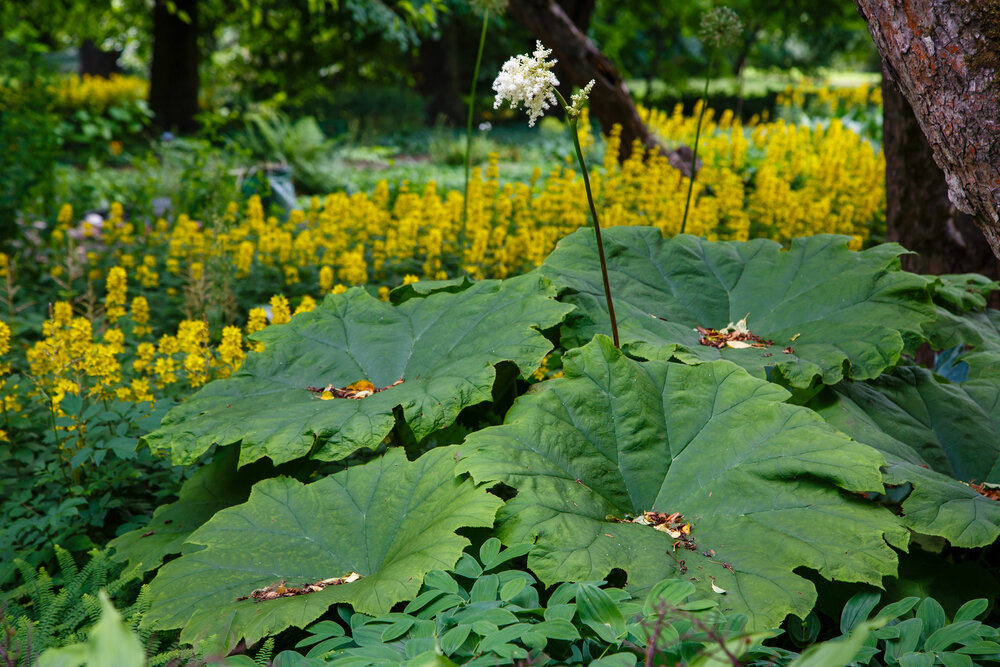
555, 90, 620, 347
459, 11, 491, 256
680, 49, 715, 235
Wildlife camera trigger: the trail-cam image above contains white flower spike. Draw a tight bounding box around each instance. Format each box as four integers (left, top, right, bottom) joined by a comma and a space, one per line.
567, 79, 595, 118
492, 41, 560, 127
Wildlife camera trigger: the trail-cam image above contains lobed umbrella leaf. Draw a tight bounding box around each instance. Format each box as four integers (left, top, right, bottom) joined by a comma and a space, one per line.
144, 274, 572, 467
457, 336, 907, 631
811, 366, 1000, 547
143, 447, 502, 654
538, 227, 935, 387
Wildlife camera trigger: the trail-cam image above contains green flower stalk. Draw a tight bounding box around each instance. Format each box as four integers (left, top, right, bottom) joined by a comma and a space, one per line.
681, 6, 743, 235
493, 42, 619, 347
461, 2, 502, 252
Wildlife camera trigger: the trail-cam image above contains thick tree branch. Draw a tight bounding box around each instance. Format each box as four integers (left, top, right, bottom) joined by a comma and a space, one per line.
855, 0, 1000, 258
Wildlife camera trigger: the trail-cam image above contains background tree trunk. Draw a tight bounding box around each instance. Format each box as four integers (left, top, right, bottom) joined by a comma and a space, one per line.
855, 0, 1000, 259
882, 62, 998, 279
507, 0, 662, 162
416, 15, 464, 125
79, 39, 122, 78
149, 0, 199, 133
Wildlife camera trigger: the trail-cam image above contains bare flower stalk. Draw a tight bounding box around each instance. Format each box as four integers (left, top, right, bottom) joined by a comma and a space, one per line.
460, 10, 492, 255
554, 87, 620, 348
492, 42, 619, 346
680, 57, 713, 235
681, 7, 743, 235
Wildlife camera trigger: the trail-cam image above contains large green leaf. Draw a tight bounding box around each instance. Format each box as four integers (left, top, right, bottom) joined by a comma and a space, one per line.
927, 274, 997, 314
456, 336, 907, 630
144, 274, 572, 467
143, 447, 502, 653
537, 228, 934, 387
931, 308, 1000, 380
810, 367, 1000, 547
108, 446, 272, 578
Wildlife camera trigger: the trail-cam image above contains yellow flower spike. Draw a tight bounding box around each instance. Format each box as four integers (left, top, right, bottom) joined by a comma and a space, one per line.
294, 295, 317, 315
319, 265, 334, 292
269, 295, 291, 325
216, 326, 245, 379
133, 342, 156, 374
245, 307, 268, 353
57, 203, 74, 228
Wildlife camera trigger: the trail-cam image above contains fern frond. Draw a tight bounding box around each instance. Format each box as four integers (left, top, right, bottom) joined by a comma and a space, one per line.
53, 545, 77, 583
147, 646, 196, 667
254, 637, 275, 667
81, 592, 101, 626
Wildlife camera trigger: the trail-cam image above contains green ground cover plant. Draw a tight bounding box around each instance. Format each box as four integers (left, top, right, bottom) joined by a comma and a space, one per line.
11, 226, 984, 664
3, 8, 999, 666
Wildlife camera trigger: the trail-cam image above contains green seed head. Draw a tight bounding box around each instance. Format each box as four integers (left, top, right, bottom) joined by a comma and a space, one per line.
469, 0, 507, 15
699, 7, 743, 49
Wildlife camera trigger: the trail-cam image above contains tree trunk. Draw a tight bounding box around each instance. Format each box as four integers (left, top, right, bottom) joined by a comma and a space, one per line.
855, 0, 1000, 259
149, 0, 200, 133
507, 0, 663, 162
882, 62, 998, 278
416, 15, 464, 125
79, 39, 122, 78
558, 0, 595, 31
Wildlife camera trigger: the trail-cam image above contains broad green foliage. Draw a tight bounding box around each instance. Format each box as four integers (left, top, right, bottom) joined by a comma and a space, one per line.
538, 228, 934, 387
285, 542, 756, 666
3, 547, 185, 666
928, 274, 998, 314
783, 618, 886, 667
109, 446, 272, 578
388, 276, 476, 304
144, 274, 572, 467
777, 592, 1000, 667
810, 366, 1000, 547
457, 336, 908, 631
933, 308, 1000, 380
37, 592, 145, 667
812, 367, 1000, 483
143, 447, 503, 653
923, 274, 1000, 381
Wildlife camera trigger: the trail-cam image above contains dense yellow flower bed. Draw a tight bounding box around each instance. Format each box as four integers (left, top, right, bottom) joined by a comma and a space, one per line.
0, 102, 886, 453
776, 79, 882, 115
50, 74, 148, 114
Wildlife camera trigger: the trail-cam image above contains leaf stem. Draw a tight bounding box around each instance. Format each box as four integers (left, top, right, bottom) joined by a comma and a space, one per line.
680, 48, 715, 235
459, 10, 491, 258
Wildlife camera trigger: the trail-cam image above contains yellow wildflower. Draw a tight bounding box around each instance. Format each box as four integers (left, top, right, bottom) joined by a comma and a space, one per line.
130, 296, 151, 337
246, 307, 268, 352
133, 342, 156, 374
269, 295, 291, 325
319, 265, 334, 292
216, 326, 244, 379
294, 295, 317, 315
104, 266, 128, 323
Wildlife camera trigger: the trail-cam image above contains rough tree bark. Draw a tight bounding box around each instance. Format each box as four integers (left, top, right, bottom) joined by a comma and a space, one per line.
507, 0, 667, 163
855, 0, 1000, 259
882, 62, 998, 278
149, 0, 200, 133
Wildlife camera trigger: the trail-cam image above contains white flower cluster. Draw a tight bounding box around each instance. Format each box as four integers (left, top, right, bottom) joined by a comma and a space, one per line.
567, 79, 595, 118
492, 41, 560, 127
